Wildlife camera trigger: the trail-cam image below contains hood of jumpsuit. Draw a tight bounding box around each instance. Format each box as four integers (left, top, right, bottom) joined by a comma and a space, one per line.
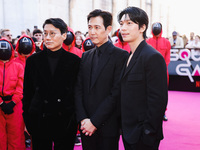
15, 35, 36, 56
62, 26, 76, 50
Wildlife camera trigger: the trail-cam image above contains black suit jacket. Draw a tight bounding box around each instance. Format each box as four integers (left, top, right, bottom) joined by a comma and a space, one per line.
120, 40, 168, 146
22, 48, 80, 138
75, 41, 128, 136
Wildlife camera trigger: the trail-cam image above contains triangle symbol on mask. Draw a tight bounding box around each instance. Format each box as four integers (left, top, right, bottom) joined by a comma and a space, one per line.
22, 37, 29, 42
86, 41, 92, 46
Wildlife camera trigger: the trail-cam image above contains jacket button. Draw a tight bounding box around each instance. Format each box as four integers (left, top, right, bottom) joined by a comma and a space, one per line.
57, 99, 61, 102
44, 100, 48, 104
144, 129, 151, 135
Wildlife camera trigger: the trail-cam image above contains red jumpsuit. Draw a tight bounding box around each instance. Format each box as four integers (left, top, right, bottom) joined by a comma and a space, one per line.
62, 27, 83, 58
114, 29, 131, 53
146, 31, 171, 84
15, 35, 36, 68
114, 41, 131, 53
0, 39, 25, 150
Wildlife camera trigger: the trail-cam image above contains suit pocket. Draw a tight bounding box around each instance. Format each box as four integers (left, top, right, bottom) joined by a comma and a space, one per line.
128, 73, 143, 82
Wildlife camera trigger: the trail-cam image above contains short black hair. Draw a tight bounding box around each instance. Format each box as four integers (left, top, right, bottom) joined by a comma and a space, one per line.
87, 9, 112, 29
43, 18, 68, 34
31, 37, 37, 42
118, 7, 149, 39
32, 29, 43, 36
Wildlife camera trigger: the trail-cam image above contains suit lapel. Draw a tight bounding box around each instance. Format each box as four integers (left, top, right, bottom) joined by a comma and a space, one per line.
123, 40, 147, 78
90, 42, 113, 89
86, 49, 95, 91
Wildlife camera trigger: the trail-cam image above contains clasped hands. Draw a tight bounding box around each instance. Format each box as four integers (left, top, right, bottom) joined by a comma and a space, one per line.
81, 118, 97, 136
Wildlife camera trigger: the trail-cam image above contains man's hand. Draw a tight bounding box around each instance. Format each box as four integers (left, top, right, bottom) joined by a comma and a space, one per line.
81, 118, 97, 136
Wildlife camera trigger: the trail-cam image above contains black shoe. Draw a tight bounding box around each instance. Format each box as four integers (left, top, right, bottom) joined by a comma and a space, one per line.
75, 137, 81, 146
163, 115, 168, 121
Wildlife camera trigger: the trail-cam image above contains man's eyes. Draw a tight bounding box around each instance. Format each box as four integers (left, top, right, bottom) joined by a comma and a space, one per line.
128, 21, 132, 24
88, 26, 100, 29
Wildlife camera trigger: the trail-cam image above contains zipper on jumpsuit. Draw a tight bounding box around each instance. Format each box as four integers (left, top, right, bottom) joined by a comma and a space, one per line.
156, 37, 158, 50
2, 63, 5, 96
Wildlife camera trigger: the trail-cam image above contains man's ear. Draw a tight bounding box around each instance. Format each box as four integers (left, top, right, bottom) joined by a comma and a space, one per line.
140, 24, 146, 33
106, 25, 112, 34
62, 32, 67, 41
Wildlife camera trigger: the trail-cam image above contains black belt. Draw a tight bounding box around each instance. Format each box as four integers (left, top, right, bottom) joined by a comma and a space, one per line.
0, 95, 13, 101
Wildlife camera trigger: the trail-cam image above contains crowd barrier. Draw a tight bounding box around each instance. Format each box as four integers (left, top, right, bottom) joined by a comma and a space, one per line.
168, 48, 200, 92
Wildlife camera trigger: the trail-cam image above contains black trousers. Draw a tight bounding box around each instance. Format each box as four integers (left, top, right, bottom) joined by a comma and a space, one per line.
81, 132, 119, 150
31, 134, 76, 150
123, 138, 160, 150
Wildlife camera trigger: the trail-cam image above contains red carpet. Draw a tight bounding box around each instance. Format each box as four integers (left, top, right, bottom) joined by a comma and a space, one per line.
74, 91, 200, 150
159, 91, 200, 150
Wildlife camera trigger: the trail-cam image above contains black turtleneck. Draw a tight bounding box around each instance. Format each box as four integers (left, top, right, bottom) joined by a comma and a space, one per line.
46, 48, 62, 76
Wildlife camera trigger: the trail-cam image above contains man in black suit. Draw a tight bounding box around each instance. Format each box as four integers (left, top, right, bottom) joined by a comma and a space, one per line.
75, 9, 128, 150
22, 18, 80, 150
118, 7, 168, 150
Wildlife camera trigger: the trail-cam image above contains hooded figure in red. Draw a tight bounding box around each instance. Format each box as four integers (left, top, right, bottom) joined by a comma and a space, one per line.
0, 38, 26, 150
62, 27, 83, 58
114, 29, 131, 53
82, 37, 95, 52
15, 35, 36, 68
146, 22, 171, 84
146, 22, 170, 121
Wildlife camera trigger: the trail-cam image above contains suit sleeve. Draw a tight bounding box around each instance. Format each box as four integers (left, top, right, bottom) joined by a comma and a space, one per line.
75, 53, 89, 122
143, 53, 168, 134
22, 57, 35, 133
90, 50, 128, 128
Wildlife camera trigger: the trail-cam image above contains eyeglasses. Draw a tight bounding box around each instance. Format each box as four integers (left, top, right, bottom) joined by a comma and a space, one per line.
43, 32, 59, 38
6, 34, 12, 37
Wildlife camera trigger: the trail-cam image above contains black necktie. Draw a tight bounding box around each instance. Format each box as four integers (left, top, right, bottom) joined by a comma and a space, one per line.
90, 49, 101, 86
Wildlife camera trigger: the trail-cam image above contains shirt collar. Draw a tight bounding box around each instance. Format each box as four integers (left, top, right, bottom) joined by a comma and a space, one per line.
96, 40, 110, 54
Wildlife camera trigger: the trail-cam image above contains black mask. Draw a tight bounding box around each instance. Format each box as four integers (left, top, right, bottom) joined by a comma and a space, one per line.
152, 23, 162, 36
118, 30, 124, 42
64, 31, 74, 45
0, 40, 12, 61
83, 39, 95, 51
18, 37, 33, 54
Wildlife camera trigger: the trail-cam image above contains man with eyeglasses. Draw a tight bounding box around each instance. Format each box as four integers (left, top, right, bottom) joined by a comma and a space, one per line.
22, 18, 81, 150
1, 29, 12, 42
